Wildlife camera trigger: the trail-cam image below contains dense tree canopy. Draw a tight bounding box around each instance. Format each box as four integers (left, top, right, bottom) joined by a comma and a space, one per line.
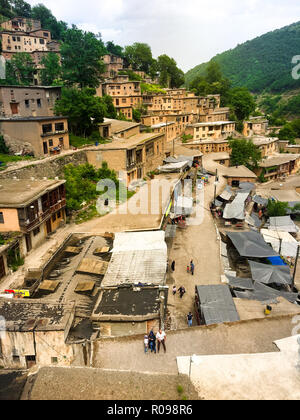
229, 138, 262, 170
54, 87, 108, 137
60, 26, 106, 88
185, 21, 300, 94
0, 52, 35, 85
40, 52, 61, 85
156, 54, 184, 88
124, 43, 153, 74
105, 41, 124, 58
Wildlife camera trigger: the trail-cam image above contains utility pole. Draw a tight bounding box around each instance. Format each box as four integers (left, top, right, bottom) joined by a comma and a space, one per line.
292, 243, 300, 288
214, 169, 218, 203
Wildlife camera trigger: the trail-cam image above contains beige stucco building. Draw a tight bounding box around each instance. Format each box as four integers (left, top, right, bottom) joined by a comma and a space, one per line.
185, 121, 236, 141
0, 85, 62, 118
87, 132, 166, 184
0, 116, 69, 157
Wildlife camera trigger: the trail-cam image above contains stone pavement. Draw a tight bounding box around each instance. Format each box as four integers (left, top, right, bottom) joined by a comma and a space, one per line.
92, 315, 297, 375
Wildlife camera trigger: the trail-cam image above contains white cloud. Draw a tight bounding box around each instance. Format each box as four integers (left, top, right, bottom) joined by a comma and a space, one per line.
27, 0, 300, 72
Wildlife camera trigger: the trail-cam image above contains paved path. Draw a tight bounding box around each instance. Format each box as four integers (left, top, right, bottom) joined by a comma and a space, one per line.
92, 316, 297, 375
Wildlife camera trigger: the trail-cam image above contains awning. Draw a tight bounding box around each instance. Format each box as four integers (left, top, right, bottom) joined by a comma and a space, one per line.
226, 231, 279, 258
238, 182, 255, 193
223, 193, 249, 220
269, 216, 299, 233
261, 229, 299, 258
158, 161, 189, 173
234, 281, 298, 304
174, 195, 193, 216
248, 260, 292, 286
226, 275, 254, 291
253, 195, 268, 206
220, 190, 233, 201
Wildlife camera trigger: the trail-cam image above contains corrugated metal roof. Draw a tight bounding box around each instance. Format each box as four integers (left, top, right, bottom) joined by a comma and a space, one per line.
196, 284, 240, 325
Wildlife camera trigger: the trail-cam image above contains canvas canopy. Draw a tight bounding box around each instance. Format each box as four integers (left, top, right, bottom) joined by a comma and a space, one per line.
158, 161, 189, 173
253, 195, 268, 206
196, 284, 240, 325
261, 229, 298, 258
269, 216, 299, 233
223, 193, 250, 220
238, 182, 255, 193
226, 275, 254, 291
174, 196, 193, 216
248, 260, 292, 286
234, 281, 298, 304
226, 231, 279, 258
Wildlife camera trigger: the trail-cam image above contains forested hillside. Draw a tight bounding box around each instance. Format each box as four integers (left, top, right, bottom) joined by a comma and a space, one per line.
185, 21, 300, 93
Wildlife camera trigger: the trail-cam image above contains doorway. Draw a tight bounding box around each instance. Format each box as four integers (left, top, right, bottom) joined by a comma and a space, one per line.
25, 234, 32, 253
43, 141, 48, 155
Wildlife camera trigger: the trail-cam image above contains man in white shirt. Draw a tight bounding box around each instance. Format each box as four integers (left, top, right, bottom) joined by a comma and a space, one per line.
156, 329, 166, 353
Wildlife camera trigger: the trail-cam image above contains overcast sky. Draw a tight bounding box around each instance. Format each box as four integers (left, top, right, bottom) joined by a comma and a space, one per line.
27, 0, 300, 72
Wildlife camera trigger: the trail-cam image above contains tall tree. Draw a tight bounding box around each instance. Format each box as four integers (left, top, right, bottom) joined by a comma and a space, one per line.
61, 26, 106, 88
5, 52, 35, 85
54, 87, 109, 137
40, 52, 61, 85
124, 43, 153, 73
229, 138, 262, 170
157, 54, 184, 88
31, 3, 67, 40
228, 87, 256, 121
105, 41, 124, 58
11, 0, 31, 17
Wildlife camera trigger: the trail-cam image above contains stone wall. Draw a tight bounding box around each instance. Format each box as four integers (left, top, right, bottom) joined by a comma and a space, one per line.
0, 151, 88, 180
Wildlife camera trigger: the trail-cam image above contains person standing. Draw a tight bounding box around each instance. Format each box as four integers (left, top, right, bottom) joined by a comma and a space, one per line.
144, 335, 149, 353
187, 312, 193, 327
190, 260, 195, 276
156, 329, 167, 353
172, 285, 177, 296
171, 260, 176, 272
148, 330, 156, 353
178, 286, 186, 299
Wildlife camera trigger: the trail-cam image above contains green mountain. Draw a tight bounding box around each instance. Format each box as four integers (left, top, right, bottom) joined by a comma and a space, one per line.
185, 21, 300, 93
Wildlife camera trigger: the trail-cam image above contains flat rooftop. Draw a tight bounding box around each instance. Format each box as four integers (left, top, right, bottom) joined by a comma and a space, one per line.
0, 299, 74, 332
259, 154, 300, 167
223, 165, 257, 179
98, 132, 164, 150
92, 286, 164, 320
0, 179, 65, 207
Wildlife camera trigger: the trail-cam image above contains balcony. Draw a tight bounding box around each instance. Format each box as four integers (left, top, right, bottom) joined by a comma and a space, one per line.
19, 209, 51, 232
41, 129, 68, 138
126, 161, 137, 171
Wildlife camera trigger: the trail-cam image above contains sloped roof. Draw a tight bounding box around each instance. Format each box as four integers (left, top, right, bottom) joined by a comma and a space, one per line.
196, 284, 240, 325
226, 231, 279, 258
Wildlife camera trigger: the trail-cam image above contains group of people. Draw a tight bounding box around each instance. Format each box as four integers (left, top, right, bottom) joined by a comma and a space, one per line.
170, 260, 195, 276
173, 285, 186, 298
144, 329, 167, 354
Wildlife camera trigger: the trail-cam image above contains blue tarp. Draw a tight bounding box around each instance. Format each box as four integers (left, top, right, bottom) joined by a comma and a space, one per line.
267, 256, 287, 266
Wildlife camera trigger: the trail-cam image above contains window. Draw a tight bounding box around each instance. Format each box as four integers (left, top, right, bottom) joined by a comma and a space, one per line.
57, 211, 61, 219
43, 32, 49, 37
52, 213, 56, 222
25, 99, 29, 108
33, 227, 40, 236
55, 122, 64, 131
37, 99, 41, 108
39, 38, 45, 44
0, 212, 4, 224
51, 357, 58, 364
42, 123, 52, 134
48, 139, 53, 147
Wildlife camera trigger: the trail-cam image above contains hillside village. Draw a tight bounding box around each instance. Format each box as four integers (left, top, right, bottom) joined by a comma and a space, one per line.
1, 11, 300, 401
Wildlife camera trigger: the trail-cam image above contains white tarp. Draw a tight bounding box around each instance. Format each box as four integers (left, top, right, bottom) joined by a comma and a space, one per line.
158, 161, 189, 173
112, 231, 167, 253
269, 216, 299, 233
223, 193, 249, 220
261, 229, 299, 258
174, 195, 193, 216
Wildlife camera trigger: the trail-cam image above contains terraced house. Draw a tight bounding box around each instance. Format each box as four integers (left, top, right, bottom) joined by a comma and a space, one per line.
0, 179, 66, 256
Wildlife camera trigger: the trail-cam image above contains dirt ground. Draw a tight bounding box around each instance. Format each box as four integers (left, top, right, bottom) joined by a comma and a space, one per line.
23, 367, 200, 400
